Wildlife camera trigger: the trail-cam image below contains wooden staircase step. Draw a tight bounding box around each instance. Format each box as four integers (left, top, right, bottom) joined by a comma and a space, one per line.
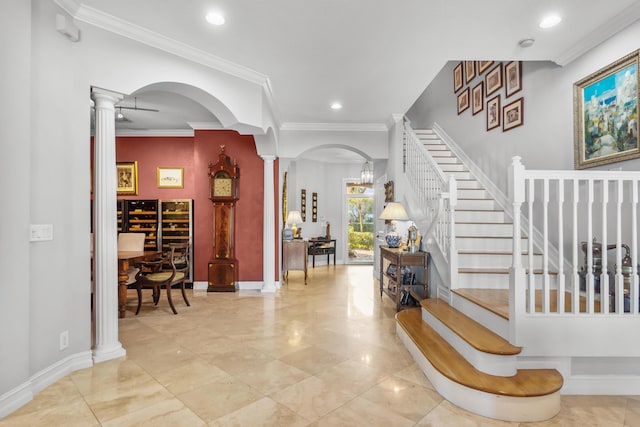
396, 308, 563, 397
454, 288, 509, 319
421, 299, 521, 355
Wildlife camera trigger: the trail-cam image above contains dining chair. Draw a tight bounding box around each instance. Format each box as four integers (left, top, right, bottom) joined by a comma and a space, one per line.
117, 232, 146, 285
133, 242, 191, 315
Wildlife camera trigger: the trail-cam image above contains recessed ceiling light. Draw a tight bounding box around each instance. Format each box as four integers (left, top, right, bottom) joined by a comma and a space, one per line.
206, 12, 225, 26
330, 102, 343, 110
539, 14, 561, 29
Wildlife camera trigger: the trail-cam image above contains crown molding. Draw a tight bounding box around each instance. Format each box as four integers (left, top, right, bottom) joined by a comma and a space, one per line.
280, 122, 388, 132
187, 122, 225, 130
115, 129, 195, 137
68, 3, 270, 89
554, 1, 640, 66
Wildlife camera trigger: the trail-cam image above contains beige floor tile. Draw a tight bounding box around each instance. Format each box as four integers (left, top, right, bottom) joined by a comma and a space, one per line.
527, 395, 627, 426
84, 377, 174, 423
393, 363, 436, 390
0, 399, 99, 427
317, 359, 388, 395
176, 377, 263, 422
70, 358, 151, 396
278, 345, 347, 376
101, 398, 206, 427
209, 397, 310, 427
360, 376, 443, 422
415, 400, 518, 426
150, 358, 232, 395
271, 376, 356, 421
312, 396, 414, 427
235, 359, 310, 395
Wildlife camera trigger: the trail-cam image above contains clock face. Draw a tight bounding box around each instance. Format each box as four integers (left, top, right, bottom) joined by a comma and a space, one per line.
213, 178, 233, 197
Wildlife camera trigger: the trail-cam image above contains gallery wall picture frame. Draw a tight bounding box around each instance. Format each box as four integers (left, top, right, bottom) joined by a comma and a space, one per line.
502, 97, 524, 132
505, 61, 522, 98
117, 161, 138, 195
457, 87, 470, 115
477, 60, 494, 75
312, 192, 318, 222
453, 62, 463, 93
157, 167, 184, 188
465, 60, 476, 84
573, 50, 640, 169
472, 82, 484, 115
485, 63, 503, 96
486, 95, 501, 131
301, 189, 307, 221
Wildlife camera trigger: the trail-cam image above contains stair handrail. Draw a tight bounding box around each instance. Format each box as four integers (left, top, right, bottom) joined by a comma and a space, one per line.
403, 122, 458, 290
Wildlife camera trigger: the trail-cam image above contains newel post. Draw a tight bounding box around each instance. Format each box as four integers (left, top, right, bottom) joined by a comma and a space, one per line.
508, 156, 526, 343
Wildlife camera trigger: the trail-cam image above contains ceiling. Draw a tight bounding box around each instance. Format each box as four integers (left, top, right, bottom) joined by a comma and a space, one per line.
75, 0, 640, 137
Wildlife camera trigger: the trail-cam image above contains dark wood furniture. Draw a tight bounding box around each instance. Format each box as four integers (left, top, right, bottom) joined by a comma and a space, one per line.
208, 146, 240, 292
159, 199, 194, 283
380, 246, 428, 311
283, 239, 308, 283
117, 250, 161, 318
133, 243, 191, 315
307, 238, 336, 267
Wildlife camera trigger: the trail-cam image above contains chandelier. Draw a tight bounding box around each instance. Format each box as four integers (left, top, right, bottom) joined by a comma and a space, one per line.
360, 161, 373, 185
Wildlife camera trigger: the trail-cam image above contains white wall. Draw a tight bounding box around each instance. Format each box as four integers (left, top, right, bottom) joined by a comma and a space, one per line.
0, 0, 32, 407
406, 20, 640, 197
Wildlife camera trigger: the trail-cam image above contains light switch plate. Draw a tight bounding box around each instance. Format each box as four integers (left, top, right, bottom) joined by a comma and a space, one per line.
30, 224, 54, 241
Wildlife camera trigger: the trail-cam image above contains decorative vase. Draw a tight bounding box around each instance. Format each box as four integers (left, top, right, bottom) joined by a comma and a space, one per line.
385, 232, 400, 248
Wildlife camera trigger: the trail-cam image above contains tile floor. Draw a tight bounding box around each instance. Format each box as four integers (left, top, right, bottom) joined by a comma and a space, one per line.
2, 265, 639, 426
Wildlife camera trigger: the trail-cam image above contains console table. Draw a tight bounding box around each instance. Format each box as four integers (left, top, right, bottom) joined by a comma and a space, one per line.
380, 246, 428, 311
282, 239, 307, 283
307, 239, 336, 267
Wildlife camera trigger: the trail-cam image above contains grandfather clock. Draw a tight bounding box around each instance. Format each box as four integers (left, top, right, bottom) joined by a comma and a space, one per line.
208, 145, 240, 292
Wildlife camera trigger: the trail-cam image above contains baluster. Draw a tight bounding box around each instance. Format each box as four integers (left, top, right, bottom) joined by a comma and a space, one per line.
572, 179, 580, 313
615, 180, 624, 314
601, 180, 609, 313
527, 178, 535, 312
542, 178, 550, 313
631, 180, 639, 314
629, 180, 640, 314
557, 179, 565, 314
586, 179, 594, 314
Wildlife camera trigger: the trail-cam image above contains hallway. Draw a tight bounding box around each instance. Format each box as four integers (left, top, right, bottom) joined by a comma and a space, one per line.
2, 265, 638, 426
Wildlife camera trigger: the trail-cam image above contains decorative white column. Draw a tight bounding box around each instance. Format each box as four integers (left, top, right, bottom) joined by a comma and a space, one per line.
262, 155, 277, 292
91, 87, 125, 363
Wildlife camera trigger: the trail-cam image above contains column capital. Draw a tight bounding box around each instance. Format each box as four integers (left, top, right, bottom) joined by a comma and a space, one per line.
261, 154, 276, 162
91, 87, 124, 106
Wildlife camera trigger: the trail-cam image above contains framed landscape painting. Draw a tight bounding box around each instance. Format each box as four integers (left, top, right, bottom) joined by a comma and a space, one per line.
573, 50, 640, 169
485, 64, 503, 96
503, 97, 524, 131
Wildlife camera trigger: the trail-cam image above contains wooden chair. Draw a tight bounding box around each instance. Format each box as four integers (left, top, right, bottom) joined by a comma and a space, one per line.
133, 242, 191, 315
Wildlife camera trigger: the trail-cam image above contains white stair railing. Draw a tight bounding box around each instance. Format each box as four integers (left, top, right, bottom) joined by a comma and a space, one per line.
403, 122, 458, 290
510, 156, 640, 317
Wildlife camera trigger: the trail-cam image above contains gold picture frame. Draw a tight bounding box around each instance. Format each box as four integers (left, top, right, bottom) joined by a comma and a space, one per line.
157, 167, 184, 188
573, 50, 640, 169
117, 161, 138, 195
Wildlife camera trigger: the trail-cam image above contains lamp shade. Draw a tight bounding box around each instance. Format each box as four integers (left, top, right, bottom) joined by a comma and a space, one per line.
379, 202, 409, 221
286, 210, 303, 224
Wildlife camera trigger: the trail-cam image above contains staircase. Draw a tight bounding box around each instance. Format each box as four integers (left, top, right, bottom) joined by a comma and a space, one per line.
396, 128, 563, 422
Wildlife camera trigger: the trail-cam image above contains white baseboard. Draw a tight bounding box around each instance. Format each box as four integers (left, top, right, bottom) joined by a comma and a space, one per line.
193, 281, 280, 292
562, 374, 640, 395
0, 350, 93, 419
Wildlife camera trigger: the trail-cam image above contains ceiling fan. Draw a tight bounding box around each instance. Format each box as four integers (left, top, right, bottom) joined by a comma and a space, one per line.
115, 97, 159, 122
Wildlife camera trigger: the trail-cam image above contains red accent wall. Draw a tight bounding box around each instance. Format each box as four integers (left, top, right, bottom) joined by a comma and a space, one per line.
115, 131, 265, 283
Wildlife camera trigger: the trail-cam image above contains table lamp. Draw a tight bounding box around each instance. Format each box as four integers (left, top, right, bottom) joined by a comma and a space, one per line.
379, 202, 409, 248
286, 210, 303, 238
